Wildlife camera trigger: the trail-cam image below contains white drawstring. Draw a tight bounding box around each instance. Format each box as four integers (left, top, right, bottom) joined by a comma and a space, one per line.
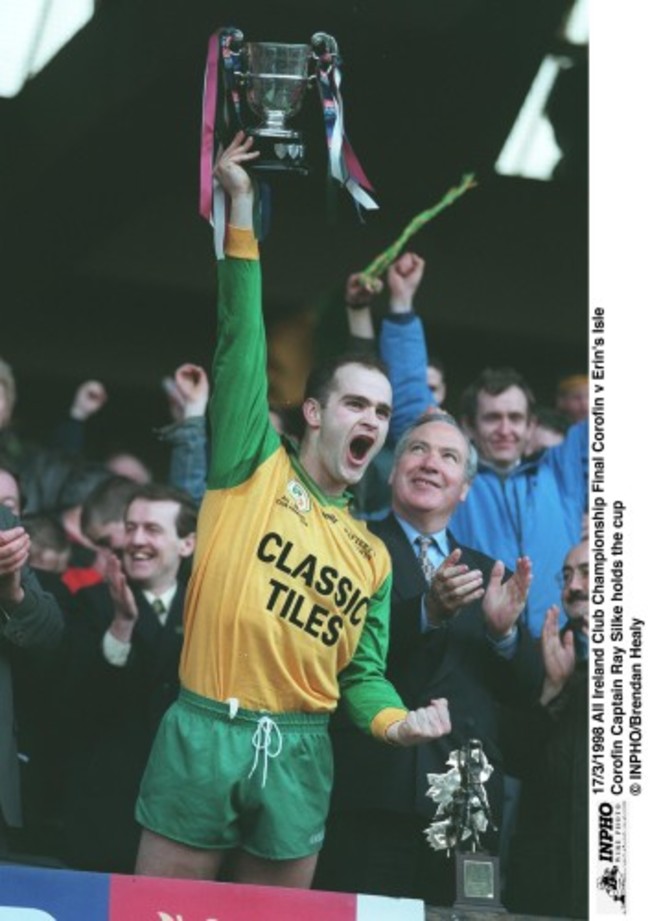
248, 715, 283, 787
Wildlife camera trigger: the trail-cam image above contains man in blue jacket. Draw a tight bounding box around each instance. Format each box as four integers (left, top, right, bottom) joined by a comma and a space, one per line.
450, 367, 587, 637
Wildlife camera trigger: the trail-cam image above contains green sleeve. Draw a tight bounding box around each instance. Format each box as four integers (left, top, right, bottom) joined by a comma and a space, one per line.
207, 255, 280, 489
338, 571, 407, 733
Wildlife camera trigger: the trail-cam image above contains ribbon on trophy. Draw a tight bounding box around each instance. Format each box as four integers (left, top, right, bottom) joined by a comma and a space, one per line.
311, 33, 378, 214
200, 27, 267, 258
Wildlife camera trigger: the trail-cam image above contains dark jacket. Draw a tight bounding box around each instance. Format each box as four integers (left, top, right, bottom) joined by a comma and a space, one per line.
58, 579, 186, 872
329, 513, 543, 821
505, 660, 588, 918
0, 505, 64, 830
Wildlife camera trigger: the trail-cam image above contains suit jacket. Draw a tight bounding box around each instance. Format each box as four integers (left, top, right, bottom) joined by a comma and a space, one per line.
0, 505, 64, 829
329, 512, 543, 820
58, 579, 186, 871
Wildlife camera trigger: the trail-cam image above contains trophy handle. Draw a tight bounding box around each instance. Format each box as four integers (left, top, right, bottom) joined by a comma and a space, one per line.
221, 26, 244, 51
311, 32, 339, 69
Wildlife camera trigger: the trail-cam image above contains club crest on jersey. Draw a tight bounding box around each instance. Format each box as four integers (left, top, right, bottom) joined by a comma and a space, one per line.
286, 479, 311, 513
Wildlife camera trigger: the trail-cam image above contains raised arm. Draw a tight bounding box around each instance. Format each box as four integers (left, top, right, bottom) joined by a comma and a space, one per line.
206, 133, 278, 489
344, 272, 383, 349
158, 363, 209, 503
51, 379, 108, 455
378, 253, 434, 443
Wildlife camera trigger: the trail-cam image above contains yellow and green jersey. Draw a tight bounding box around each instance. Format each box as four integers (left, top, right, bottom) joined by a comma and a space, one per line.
180, 228, 407, 740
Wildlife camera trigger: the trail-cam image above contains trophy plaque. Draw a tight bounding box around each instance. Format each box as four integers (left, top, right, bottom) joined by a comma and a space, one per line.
424, 739, 505, 913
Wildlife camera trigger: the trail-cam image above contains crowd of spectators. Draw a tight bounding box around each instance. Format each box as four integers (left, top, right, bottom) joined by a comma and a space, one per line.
0, 141, 588, 917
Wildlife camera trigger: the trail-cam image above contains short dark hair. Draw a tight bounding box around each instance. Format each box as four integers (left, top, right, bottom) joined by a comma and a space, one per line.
56, 462, 112, 511
303, 351, 389, 407
23, 513, 70, 553
461, 367, 536, 425
81, 475, 139, 536
126, 482, 197, 538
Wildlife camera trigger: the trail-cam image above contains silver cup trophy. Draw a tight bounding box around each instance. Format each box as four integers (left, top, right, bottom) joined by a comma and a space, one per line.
239, 41, 314, 171
200, 27, 377, 248
213, 30, 340, 175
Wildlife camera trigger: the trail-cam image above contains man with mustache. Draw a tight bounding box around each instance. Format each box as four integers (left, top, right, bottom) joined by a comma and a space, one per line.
557, 538, 589, 654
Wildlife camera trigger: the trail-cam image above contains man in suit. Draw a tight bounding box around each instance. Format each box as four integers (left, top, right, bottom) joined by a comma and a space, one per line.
0, 501, 64, 857
316, 410, 543, 906
59, 483, 196, 872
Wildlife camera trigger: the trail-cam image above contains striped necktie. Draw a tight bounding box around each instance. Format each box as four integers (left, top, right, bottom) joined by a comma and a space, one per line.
415, 535, 438, 586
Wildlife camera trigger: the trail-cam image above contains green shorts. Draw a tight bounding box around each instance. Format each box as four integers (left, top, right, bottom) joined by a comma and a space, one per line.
136, 688, 332, 860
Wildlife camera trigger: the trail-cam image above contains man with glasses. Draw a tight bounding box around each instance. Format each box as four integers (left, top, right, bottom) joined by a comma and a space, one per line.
556, 538, 589, 658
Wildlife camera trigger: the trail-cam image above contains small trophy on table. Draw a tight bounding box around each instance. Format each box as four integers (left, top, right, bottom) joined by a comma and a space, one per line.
423, 739, 505, 912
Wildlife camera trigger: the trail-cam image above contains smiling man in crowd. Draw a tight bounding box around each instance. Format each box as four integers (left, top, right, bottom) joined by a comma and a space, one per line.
59, 483, 196, 872
134, 133, 451, 889
450, 367, 587, 637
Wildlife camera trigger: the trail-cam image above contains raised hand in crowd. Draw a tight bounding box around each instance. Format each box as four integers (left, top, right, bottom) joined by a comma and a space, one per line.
482, 556, 532, 639
105, 552, 139, 645
69, 380, 108, 421
0, 525, 30, 603
539, 603, 577, 705
386, 252, 425, 313
163, 364, 209, 423
344, 272, 383, 340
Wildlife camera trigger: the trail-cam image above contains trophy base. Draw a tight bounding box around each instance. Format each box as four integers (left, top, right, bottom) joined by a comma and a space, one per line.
247, 133, 309, 175
453, 851, 506, 913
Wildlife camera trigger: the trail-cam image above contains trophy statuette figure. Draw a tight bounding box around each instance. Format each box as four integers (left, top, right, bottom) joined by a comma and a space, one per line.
424, 739, 505, 912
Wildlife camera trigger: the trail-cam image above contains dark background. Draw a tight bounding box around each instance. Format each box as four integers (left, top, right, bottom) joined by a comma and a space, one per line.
0, 0, 587, 475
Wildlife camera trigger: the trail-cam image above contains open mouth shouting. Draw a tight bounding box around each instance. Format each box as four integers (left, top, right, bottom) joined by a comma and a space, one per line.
348, 433, 376, 467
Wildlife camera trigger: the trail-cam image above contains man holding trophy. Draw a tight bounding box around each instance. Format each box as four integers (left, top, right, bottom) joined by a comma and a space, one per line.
134, 133, 451, 888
